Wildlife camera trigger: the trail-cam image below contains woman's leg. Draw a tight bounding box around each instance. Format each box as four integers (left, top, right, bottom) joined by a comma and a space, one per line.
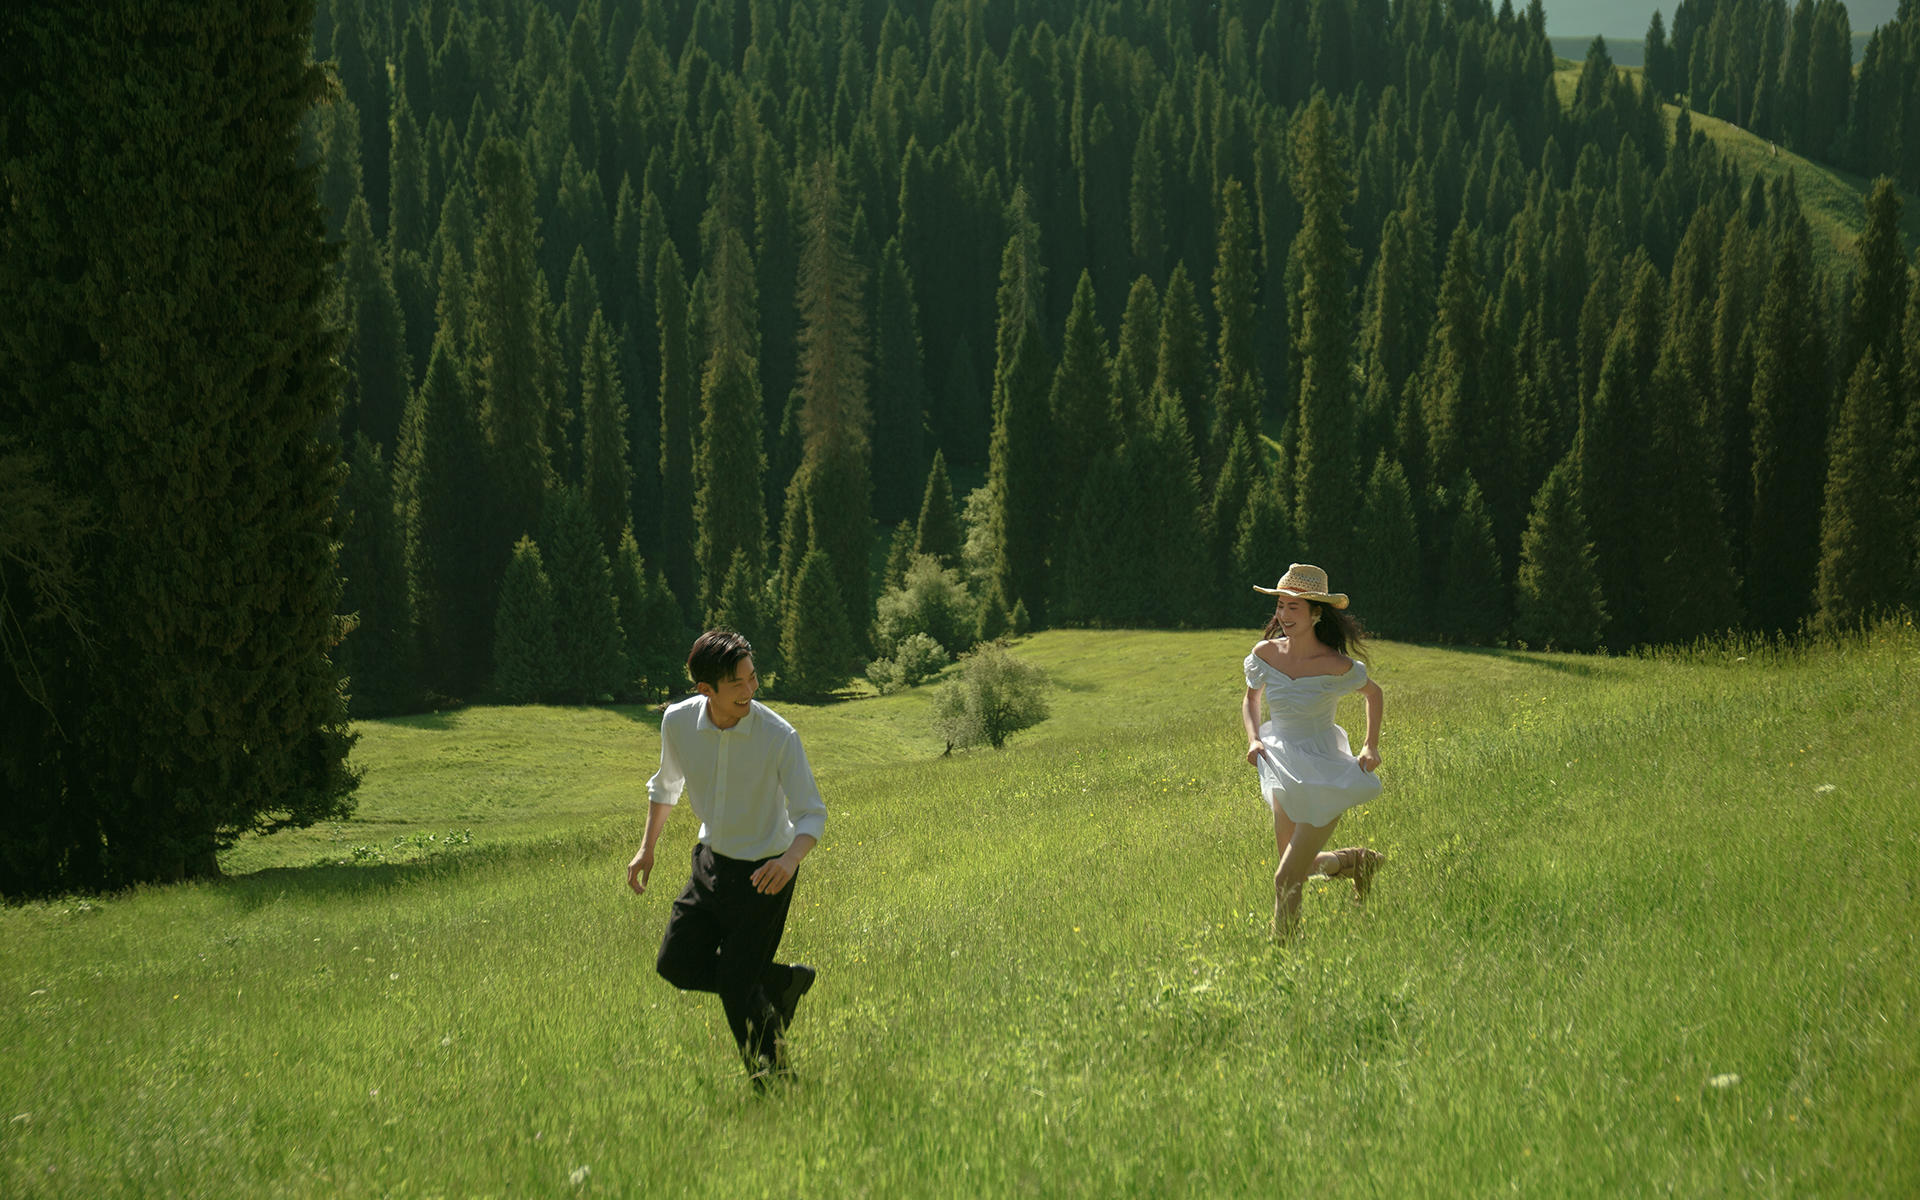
1271, 804, 1340, 942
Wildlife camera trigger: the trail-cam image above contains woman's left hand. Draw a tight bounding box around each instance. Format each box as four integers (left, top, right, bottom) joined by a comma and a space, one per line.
1357, 746, 1381, 773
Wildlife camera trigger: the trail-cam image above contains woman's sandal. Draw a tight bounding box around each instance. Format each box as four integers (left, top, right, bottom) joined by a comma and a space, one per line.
1323, 847, 1385, 902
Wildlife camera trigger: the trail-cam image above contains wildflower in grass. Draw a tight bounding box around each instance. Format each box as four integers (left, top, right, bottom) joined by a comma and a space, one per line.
1709, 1073, 1740, 1088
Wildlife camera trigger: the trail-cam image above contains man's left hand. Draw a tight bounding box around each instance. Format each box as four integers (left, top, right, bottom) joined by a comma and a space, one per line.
750, 851, 800, 895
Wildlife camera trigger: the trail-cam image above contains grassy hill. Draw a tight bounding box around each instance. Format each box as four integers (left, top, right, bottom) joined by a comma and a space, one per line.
1554, 63, 1920, 283
4, 626, 1917, 1195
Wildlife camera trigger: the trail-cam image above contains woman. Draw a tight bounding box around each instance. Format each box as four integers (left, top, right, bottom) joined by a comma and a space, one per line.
1241, 563, 1385, 942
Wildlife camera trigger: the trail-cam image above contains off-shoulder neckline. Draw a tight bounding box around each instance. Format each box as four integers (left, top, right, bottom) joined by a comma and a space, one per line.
1246, 647, 1359, 683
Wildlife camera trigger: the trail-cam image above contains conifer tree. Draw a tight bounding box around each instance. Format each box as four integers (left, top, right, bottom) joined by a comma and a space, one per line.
1051, 271, 1117, 544
882, 521, 916, 594
655, 240, 698, 614
1209, 179, 1264, 477
580, 309, 630, 555
871, 237, 929, 524
341, 194, 414, 450
1419, 221, 1491, 501
388, 91, 431, 259
539, 486, 626, 702
337, 434, 419, 717
610, 527, 650, 699
1437, 475, 1506, 644
1641, 327, 1742, 644
1815, 351, 1904, 631
1579, 258, 1664, 645
493, 536, 559, 703
781, 548, 852, 697
1843, 178, 1907, 388
1747, 226, 1829, 634
473, 137, 563, 546
914, 450, 964, 568
1232, 464, 1295, 625
1206, 429, 1260, 623
1113, 275, 1162, 433
694, 221, 767, 618
710, 548, 772, 670
1056, 449, 1133, 626
1123, 391, 1211, 626
984, 191, 1054, 624
1, 1, 356, 890
1154, 263, 1210, 456
1288, 92, 1360, 563
1350, 452, 1423, 642
1514, 457, 1607, 651
787, 159, 873, 646
396, 335, 498, 700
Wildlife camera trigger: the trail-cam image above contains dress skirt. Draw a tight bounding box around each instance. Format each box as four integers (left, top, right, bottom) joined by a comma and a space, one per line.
1254, 718, 1382, 827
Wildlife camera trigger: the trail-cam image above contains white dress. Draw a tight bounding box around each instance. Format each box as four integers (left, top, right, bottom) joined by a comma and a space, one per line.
1244, 650, 1382, 826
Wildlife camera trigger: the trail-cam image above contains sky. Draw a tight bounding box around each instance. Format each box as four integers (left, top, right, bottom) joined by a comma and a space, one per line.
1539, 0, 1899, 38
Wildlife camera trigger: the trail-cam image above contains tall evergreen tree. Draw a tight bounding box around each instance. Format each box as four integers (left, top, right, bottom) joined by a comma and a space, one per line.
1349, 452, 1423, 641
785, 159, 873, 646
539, 487, 626, 701
654, 240, 698, 614
1843, 178, 1908, 387
473, 136, 563, 546
493, 536, 559, 704
340, 194, 413, 451
913, 449, 964, 568
1113, 274, 1162, 433
397, 335, 499, 699
871, 236, 929, 524
337, 434, 418, 717
694, 223, 768, 618
1154, 263, 1210, 458
580, 310, 631, 555
1209, 179, 1264, 478
1514, 456, 1608, 651
1747, 225, 1829, 634
1437, 475, 1506, 644
1288, 92, 1360, 563
1815, 351, 1904, 631
983, 190, 1054, 623
1050, 271, 1117, 546
781, 547, 852, 697
1, 0, 356, 891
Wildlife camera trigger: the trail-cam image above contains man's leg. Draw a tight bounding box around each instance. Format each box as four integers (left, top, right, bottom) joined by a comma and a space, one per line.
656, 844, 727, 992
709, 857, 798, 1069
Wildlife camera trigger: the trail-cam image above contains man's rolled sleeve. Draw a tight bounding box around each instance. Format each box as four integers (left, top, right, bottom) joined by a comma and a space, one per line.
779, 731, 827, 843
647, 722, 687, 808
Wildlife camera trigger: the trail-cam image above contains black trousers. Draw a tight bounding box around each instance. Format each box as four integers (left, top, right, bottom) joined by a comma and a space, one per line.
655, 842, 800, 1063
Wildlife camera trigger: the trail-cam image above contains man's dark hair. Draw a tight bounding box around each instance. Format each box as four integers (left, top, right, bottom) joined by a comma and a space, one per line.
686, 629, 753, 689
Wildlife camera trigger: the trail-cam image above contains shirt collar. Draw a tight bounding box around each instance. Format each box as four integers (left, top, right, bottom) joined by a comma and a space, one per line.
695, 697, 756, 734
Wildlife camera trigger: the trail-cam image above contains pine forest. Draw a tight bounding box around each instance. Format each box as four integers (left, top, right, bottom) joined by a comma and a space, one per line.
7, 0, 1920, 891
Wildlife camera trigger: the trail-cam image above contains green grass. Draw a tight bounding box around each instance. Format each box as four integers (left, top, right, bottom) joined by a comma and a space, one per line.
4, 625, 1918, 1196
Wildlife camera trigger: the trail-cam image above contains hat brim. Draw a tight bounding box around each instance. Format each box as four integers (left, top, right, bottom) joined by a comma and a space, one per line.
1252, 585, 1349, 608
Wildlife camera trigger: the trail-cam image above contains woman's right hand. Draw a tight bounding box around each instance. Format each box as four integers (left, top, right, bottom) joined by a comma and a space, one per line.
1246, 741, 1268, 766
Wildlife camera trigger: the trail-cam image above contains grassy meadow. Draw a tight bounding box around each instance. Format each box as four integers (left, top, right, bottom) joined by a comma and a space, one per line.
3, 624, 1918, 1196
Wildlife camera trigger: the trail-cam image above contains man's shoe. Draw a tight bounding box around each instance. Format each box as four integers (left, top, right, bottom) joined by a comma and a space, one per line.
776, 964, 816, 1027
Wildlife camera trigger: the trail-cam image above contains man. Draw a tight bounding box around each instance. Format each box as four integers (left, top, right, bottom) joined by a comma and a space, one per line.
627, 630, 826, 1085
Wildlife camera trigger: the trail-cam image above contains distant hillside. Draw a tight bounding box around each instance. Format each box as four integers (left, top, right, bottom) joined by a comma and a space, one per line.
1541, 0, 1896, 39
1552, 32, 1874, 68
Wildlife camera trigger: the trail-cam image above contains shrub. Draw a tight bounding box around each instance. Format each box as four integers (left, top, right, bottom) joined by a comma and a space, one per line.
931, 641, 1050, 752
873, 554, 978, 657
864, 632, 950, 694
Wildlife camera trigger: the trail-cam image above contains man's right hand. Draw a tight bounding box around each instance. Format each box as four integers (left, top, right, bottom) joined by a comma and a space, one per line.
627, 845, 654, 894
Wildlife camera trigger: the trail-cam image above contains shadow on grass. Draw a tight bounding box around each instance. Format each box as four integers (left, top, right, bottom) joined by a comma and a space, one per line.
214, 830, 616, 909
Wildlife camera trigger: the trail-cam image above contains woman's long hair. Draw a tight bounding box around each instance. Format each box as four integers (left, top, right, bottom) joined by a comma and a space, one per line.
1263, 601, 1369, 660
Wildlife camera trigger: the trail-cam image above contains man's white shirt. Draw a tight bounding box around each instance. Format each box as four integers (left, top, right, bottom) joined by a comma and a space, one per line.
647, 696, 827, 860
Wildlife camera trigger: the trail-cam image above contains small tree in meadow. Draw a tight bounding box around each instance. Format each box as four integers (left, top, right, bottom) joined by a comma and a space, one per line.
780, 547, 852, 697
931, 641, 1051, 752
1515, 459, 1608, 651
494, 536, 558, 703
865, 632, 950, 694
873, 554, 978, 658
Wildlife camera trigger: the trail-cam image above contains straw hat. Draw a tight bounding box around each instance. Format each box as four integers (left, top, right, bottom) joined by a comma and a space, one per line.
1253, 563, 1349, 608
